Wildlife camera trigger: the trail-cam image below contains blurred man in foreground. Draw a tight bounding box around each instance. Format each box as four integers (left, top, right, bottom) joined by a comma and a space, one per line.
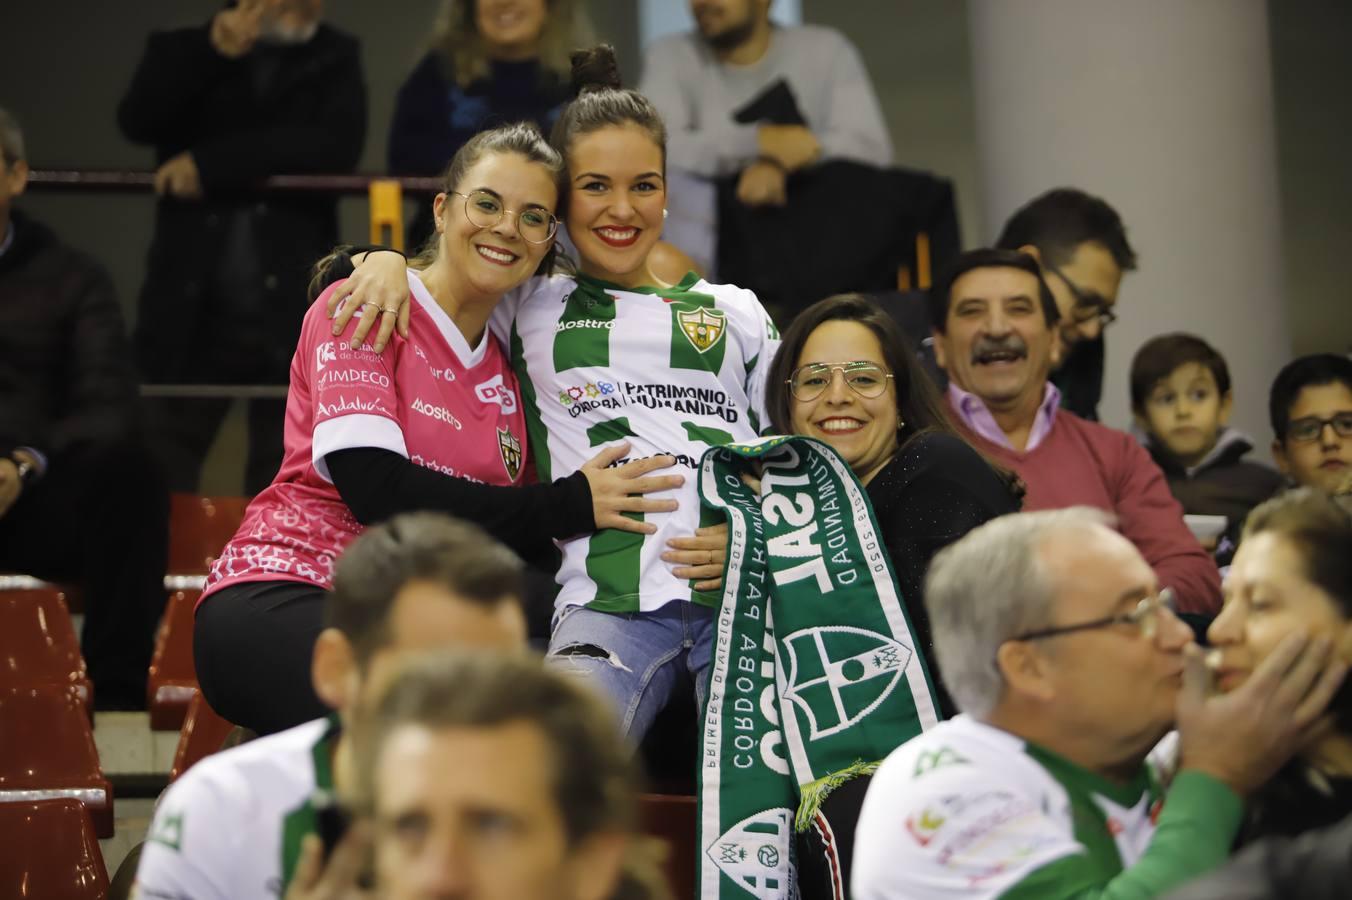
853, 507, 1346, 899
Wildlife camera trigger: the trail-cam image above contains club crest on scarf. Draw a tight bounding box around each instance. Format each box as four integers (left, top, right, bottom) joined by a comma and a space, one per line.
697, 436, 943, 899
707, 808, 795, 899
497, 427, 522, 481
782, 627, 911, 741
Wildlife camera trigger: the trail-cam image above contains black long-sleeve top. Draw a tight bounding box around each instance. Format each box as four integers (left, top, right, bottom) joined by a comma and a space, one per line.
0, 211, 138, 459
323, 446, 593, 567
864, 431, 1022, 717
307, 253, 595, 563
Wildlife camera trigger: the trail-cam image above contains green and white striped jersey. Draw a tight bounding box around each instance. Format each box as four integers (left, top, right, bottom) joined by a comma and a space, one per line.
491, 272, 780, 614
852, 715, 1242, 899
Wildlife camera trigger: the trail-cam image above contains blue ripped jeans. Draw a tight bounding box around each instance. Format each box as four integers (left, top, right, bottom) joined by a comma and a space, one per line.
546, 600, 716, 742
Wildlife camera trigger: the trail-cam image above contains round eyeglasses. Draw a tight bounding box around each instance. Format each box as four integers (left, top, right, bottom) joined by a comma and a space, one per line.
1011, 588, 1178, 644
788, 362, 894, 402
1287, 412, 1352, 444
451, 190, 558, 244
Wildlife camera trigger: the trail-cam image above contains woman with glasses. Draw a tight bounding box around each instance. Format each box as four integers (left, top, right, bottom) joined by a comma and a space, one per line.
192, 123, 682, 736
764, 293, 1020, 899
1206, 488, 1352, 843
766, 293, 1022, 711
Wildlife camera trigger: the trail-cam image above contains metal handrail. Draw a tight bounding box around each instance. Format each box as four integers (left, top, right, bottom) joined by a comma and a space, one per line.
26, 169, 444, 195
139, 385, 289, 400
0, 574, 207, 592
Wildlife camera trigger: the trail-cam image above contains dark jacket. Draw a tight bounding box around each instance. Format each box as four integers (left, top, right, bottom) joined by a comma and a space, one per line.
1051, 334, 1104, 420
1240, 763, 1352, 846
387, 52, 569, 178
1164, 812, 1352, 900
118, 22, 366, 383
387, 52, 569, 249
864, 431, 1022, 717
0, 211, 139, 458
717, 162, 960, 324
1145, 428, 1285, 560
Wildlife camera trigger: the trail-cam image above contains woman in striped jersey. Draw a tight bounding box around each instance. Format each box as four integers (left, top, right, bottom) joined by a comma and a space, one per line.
329, 45, 779, 744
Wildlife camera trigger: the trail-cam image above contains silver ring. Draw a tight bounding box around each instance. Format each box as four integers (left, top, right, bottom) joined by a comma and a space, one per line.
380, 308, 399, 315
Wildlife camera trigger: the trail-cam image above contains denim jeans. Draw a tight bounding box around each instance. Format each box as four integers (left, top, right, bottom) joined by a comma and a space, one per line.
546, 600, 716, 742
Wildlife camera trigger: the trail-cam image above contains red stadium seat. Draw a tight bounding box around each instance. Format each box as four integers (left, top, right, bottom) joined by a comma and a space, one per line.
0, 589, 93, 709
0, 685, 113, 837
0, 799, 109, 899
170, 692, 236, 782
167, 494, 250, 575
639, 793, 696, 900
146, 590, 200, 731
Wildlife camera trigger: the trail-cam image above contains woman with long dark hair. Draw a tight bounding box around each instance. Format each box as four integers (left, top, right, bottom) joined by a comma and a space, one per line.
767, 292, 1022, 706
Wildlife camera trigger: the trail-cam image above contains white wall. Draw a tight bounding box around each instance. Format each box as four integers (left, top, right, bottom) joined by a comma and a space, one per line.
968, 0, 1290, 447
1269, 1, 1352, 361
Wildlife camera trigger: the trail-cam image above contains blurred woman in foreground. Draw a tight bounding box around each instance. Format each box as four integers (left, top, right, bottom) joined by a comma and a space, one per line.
1208, 487, 1352, 841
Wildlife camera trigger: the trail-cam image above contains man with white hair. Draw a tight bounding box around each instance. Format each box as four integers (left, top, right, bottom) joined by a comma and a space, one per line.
852, 507, 1348, 899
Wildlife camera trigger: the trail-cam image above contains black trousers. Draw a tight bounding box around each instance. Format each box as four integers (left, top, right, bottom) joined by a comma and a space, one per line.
143, 396, 285, 496
0, 441, 169, 708
194, 580, 329, 735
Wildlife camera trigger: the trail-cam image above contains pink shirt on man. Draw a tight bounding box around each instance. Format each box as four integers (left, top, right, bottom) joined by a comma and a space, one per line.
201, 272, 527, 603
946, 381, 1062, 451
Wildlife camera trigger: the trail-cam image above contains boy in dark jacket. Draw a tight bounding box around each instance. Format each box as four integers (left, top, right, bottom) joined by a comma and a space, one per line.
1131, 333, 1284, 561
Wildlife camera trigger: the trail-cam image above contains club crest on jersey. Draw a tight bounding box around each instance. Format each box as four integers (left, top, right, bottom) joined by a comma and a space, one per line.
781, 626, 910, 740
707, 808, 794, 898
497, 428, 522, 481
678, 307, 726, 354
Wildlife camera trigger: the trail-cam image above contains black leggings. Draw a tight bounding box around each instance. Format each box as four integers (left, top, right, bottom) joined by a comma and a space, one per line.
194, 581, 329, 735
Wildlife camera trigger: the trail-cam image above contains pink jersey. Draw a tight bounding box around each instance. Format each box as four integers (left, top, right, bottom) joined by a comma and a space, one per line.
201, 271, 528, 603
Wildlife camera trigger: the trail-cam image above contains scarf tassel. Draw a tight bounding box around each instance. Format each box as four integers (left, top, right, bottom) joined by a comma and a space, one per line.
794, 759, 881, 832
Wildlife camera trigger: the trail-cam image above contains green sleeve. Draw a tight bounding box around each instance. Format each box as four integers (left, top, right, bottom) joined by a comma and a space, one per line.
1000, 771, 1243, 900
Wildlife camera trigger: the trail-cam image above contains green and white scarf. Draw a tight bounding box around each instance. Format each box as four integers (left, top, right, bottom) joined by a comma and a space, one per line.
696, 435, 941, 899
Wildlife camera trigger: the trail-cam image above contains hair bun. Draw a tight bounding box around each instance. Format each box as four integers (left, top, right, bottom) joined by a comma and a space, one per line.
570, 44, 623, 96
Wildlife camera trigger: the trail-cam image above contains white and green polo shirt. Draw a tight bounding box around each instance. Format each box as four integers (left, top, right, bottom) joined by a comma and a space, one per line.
851, 715, 1243, 899
492, 272, 780, 614
133, 717, 339, 899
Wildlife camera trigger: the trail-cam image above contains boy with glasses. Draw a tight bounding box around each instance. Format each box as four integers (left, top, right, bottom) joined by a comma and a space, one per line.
1268, 354, 1352, 496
